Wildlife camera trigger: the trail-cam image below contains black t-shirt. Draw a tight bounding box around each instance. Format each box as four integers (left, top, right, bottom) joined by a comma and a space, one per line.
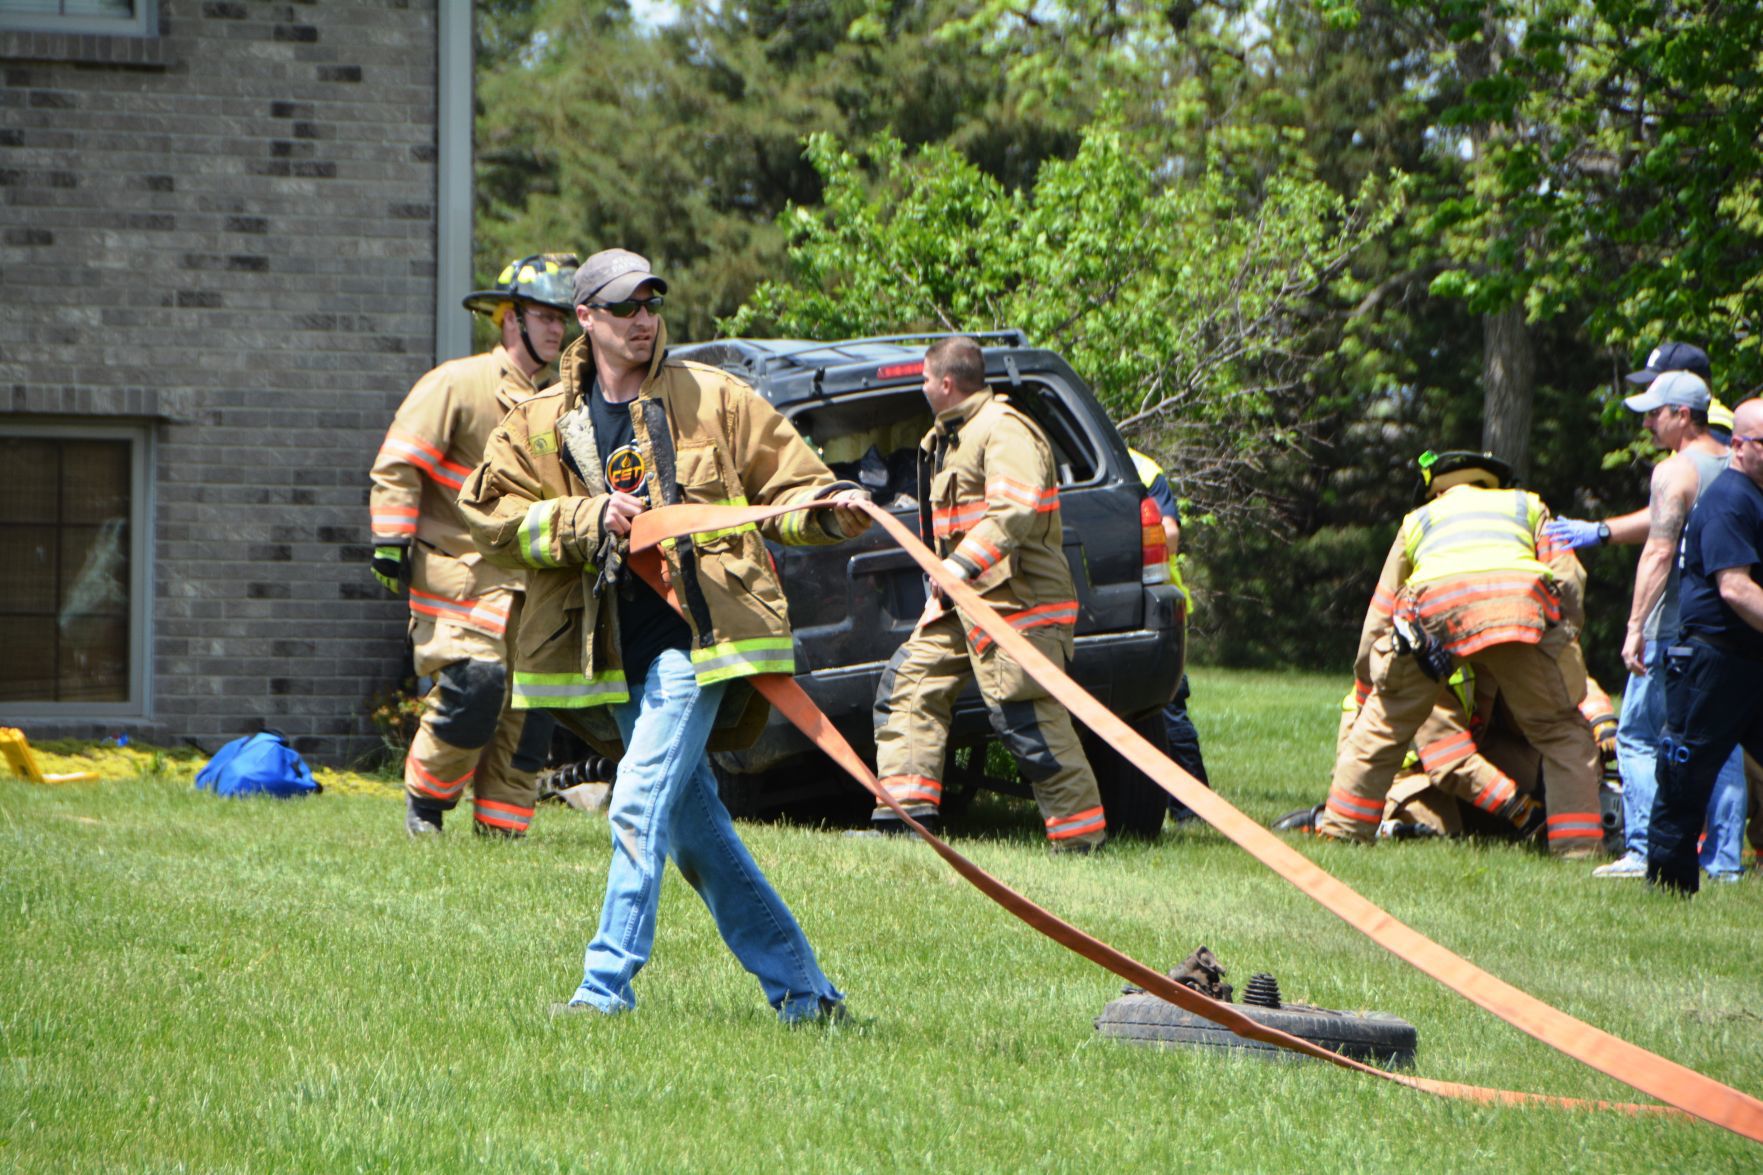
1678, 466, 1763, 660
588, 382, 692, 678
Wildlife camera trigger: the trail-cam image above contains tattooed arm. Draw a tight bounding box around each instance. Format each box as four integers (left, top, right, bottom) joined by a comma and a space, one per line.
1622, 454, 1696, 675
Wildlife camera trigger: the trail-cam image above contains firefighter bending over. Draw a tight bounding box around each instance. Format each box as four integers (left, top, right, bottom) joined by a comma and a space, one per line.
369, 253, 577, 837
1316, 450, 1605, 858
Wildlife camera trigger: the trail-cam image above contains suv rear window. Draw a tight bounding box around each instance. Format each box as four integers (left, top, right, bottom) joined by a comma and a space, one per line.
790, 378, 1100, 509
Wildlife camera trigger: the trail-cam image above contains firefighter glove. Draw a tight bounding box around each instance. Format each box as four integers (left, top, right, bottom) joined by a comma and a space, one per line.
371, 542, 409, 596
1543, 517, 1608, 550
1392, 615, 1452, 681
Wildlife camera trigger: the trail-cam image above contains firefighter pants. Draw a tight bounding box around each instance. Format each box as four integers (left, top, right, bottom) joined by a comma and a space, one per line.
1320, 625, 1602, 857
406, 595, 552, 836
872, 610, 1105, 847
1384, 700, 1542, 836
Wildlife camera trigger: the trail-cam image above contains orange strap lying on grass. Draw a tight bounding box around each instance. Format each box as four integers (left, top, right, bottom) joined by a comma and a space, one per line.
628, 499, 1763, 1144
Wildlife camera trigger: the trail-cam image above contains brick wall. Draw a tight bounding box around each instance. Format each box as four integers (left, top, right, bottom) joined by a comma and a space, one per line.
1, 1, 444, 764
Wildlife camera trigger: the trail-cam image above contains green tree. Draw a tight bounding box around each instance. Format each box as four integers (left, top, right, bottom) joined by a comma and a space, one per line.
727, 127, 1404, 527
473, 0, 1074, 341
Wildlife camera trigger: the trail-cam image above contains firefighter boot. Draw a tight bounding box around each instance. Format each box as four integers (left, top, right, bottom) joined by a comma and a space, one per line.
406, 793, 445, 837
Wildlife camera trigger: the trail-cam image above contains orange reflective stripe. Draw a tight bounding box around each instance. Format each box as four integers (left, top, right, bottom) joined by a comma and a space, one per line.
955, 534, 1004, 573
1416, 731, 1476, 772
381, 431, 470, 491
1449, 626, 1546, 656
1326, 789, 1383, 823
1546, 812, 1603, 840
985, 477, 1059, 513
1371, 586, 1399, 617
1353, 678, 1372, 705
968, 600, 1078, 653
409, 760, 472, 801
932, 500, 988, 537
409, 587, 512, 636
474, 797, 534, 831
880, 775, 942, 807
1045, 806, 1106, 840
372, 505, 420, 536
1415, 577, 1557, 618
1470, 774, 1517, 813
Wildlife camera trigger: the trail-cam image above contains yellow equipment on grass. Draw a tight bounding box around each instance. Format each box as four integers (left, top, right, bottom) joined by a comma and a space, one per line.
0, 728, 99, 784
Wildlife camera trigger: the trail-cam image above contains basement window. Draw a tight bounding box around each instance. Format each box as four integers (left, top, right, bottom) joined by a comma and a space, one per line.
0, 425, 151, 715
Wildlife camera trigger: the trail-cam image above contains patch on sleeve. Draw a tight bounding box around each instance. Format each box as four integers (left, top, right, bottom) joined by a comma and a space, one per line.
528, 430, 558, 456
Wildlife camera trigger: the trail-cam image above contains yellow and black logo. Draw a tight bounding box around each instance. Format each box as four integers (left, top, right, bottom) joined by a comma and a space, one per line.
606, 444, 647, 495
528, 430, 558, 456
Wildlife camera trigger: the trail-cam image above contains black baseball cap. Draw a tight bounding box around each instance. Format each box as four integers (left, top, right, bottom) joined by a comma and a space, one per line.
1625, 341, 1712, 386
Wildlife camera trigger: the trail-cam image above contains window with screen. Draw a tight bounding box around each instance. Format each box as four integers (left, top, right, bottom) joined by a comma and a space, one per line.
0, 430, 148, 709
0, 0, 157, 36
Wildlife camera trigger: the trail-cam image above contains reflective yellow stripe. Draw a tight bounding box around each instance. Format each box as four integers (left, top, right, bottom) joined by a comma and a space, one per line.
509, 670, 628, 709
1405, 488, 1549, 584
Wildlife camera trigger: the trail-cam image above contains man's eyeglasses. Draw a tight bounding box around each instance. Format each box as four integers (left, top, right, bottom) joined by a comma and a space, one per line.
1732, 434, 1761, 447
589, 296, 664, 319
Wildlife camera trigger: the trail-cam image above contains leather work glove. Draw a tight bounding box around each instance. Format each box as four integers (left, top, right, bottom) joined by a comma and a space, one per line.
1543, 517, 1608, 550
371, 542, 409, 595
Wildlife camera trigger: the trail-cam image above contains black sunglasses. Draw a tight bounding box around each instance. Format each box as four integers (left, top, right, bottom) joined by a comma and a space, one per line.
589, 296, 664, 319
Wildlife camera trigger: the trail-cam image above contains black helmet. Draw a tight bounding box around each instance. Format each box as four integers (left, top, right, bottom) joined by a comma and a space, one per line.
1412, 449, 1514, 506
462, 252, 579, 318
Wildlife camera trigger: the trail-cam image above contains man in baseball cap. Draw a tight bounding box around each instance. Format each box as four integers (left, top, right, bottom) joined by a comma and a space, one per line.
572, 247, 669, 308
1551, 360, 1748, 880
1626, 340, 1713, 387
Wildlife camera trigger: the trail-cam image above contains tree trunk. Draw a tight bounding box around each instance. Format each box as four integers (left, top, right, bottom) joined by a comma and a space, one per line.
1481, 302, 1534, 480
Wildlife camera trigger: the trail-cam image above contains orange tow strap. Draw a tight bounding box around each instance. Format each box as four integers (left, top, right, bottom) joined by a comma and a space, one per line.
628, 499, 1763, 1144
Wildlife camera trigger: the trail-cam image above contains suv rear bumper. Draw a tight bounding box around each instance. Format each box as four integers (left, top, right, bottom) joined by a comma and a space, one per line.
716, 584, 1186, 776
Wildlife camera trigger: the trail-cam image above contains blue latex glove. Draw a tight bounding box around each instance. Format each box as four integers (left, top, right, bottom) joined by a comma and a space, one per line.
1543, 517, 1604, 550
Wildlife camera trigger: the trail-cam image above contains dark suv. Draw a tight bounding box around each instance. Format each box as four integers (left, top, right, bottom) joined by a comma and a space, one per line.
670, 331, 1187, 837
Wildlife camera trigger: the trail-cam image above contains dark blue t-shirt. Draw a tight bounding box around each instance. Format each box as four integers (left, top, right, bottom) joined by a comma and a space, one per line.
1145, 471, 1182, 527
589, 383, 692, 678
1677, 466, 1763, 660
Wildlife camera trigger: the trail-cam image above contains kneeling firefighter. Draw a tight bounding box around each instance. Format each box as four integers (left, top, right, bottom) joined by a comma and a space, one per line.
368, 253, 578, 836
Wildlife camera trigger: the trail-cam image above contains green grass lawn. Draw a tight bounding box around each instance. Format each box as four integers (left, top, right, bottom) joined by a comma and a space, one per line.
3, 667, 1759, 1170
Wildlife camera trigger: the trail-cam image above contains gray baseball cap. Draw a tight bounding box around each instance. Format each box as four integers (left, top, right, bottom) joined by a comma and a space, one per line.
573, 248, 668, 305
1623, 369, 1711, 414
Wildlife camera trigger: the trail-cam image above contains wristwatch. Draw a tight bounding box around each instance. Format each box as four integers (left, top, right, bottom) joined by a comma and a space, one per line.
1596, 521, 1611, 545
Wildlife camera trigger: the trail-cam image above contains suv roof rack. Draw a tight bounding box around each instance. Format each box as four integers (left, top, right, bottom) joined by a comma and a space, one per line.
691, 329, 1030, 376
770, 329, 1029, 364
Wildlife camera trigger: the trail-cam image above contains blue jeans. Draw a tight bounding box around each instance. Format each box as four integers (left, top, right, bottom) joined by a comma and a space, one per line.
1614, 639, 1747, 875
570, 649, 842, 1020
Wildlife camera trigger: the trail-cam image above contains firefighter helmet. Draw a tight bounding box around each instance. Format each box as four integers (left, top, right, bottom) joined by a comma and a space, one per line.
1412, 449, 1513, 505
462, 252, 579, 319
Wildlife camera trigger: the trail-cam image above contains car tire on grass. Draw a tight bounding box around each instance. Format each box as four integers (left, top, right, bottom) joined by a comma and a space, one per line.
1094, 991, 1417, 1067
1084, 710, 1170, 840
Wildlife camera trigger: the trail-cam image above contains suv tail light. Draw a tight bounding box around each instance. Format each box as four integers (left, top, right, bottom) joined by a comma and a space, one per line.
1140, 496, 1169, 585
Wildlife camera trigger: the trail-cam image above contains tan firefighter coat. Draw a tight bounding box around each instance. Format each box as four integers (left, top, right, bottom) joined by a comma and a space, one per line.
456, 322, 858, 735
921, 388, 1078, 653
369, 345, 541, 638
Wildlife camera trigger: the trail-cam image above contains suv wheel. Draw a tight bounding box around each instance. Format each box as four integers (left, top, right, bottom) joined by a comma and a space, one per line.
1083, 710, 1170, 840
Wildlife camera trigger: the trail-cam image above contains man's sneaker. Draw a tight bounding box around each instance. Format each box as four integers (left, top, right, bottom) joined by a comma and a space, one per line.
1271, 804, 1322, 833
1592, 852, 1646, 878
405, 794, 444, 837
1707, 869, 1746, 884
